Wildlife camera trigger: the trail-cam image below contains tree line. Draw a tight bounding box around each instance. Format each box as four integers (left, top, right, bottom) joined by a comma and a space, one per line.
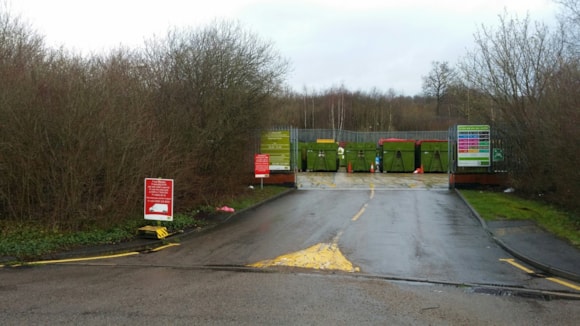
0, 11, 287, 229
0, 1, 578, 232
433, 2, 579, 213
271, 2, 579, 213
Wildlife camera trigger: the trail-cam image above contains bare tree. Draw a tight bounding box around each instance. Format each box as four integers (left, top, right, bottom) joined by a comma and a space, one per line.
459, 11, 580, 210
328, 85, 346, 140
554, 0, 580, 54
422, 61, 456, 116
461, 13, 564, 117
144, 21, 288, 203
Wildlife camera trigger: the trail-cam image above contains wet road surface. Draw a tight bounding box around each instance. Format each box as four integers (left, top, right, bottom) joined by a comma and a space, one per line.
90, 173, 570, 291
3, 173, 580, 324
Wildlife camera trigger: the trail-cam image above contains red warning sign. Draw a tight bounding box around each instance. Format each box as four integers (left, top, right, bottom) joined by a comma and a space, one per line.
144, 178, 174, 221
255, 154, 270, 178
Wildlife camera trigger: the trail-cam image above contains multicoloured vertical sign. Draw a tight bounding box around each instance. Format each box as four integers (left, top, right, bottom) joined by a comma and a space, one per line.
457, 125, 490, 167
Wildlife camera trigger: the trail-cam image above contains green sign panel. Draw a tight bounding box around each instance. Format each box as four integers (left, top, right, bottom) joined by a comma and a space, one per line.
457, 125, 491, 167
260, 131, 291, 171
493, 148, 504, 162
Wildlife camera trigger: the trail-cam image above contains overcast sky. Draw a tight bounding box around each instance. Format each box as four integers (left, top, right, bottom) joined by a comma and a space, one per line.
8, 0, 559, 95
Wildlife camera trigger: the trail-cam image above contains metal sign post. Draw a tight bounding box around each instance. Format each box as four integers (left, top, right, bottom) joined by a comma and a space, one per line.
140, 178, 174, 239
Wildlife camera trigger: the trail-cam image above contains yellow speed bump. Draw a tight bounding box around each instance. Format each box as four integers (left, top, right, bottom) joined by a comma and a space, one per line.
249, 242, 360, 273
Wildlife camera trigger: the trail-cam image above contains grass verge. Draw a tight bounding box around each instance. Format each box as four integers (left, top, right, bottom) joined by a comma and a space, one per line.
459, 189, 580, 247
0, 186, 290, 260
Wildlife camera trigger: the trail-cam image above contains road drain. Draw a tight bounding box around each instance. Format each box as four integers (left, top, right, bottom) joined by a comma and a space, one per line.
470, 287, 553, 300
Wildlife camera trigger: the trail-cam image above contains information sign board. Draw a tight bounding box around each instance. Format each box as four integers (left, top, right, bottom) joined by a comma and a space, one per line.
255, 154, 270, 178
144, 178, 174, 221
493, 148, 504, 162
457, 125, 491, 167
260, 131, 290, 171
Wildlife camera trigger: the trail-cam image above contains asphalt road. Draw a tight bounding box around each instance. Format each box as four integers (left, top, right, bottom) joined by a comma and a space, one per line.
1, 173, 579, 324
105, 180, 566, 291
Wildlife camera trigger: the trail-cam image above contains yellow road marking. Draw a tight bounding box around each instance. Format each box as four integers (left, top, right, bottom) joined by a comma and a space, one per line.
352, 187, 374, 222
2, 243, 180, 268
248, 242, 360, 272
150, 243, 180, 252
332, 231, 343, 245
16, 252, 140, 266
314, 181, 336, 188
499, 258, 535, 274
500, 258, 580, 291
249, 230, 359, 272
546, 277, 580, 291
352, 204, 367, 221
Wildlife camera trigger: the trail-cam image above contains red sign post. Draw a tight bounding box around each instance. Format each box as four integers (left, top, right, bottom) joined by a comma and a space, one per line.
144, 178, 174, 221
254, 154, 270, 189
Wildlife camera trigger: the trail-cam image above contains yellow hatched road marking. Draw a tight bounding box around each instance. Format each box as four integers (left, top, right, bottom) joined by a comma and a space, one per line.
249, 230, 359, 272
248, 242, 359, 272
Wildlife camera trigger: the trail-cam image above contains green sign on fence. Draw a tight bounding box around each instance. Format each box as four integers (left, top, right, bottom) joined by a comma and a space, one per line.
493, 148, 504, 162
260, 131, 291, 171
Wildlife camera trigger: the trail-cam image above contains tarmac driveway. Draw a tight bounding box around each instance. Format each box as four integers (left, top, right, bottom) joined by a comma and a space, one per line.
296, 171, 449, 190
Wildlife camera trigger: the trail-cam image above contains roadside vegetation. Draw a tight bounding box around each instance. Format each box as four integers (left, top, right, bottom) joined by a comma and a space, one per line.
460, 189, 580, 247
0, 1, 578, 259
0, 186, 289, 259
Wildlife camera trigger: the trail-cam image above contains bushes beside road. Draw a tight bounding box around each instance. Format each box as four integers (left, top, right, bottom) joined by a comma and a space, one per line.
0, 186, 289, 260
0, 10, 287, 232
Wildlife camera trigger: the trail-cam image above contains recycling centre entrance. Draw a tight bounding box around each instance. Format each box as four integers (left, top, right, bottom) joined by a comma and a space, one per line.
253, 126, 508, 189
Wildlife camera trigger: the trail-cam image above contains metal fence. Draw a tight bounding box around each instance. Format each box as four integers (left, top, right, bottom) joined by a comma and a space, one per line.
295, 129, 448, 143
270, 127, 511, 172
258, 128, 448, 172
447, 125, 511, 174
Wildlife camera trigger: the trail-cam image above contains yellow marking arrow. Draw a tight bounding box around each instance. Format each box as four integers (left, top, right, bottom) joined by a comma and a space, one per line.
249, 233, 359, 273
249, 243, 359, 272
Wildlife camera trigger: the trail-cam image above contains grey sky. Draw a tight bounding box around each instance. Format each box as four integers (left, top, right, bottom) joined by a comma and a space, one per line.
9, 0, 559, 95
